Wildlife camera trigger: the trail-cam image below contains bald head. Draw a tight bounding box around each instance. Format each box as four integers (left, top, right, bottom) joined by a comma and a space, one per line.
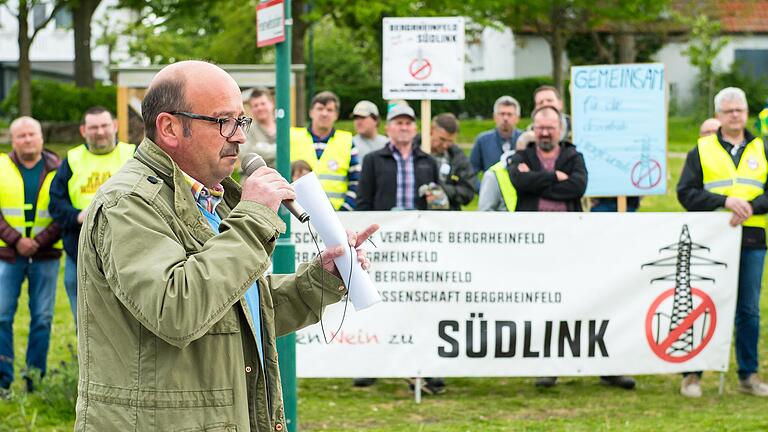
143, 61, 240, 141
699, 118, 721, 137
143, 61, 247, 187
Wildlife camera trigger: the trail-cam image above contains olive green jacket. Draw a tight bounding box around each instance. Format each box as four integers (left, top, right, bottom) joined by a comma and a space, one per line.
75, 138, 345, 431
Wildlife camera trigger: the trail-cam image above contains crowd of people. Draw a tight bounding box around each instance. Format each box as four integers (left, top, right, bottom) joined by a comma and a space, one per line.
1, 60, 768, 429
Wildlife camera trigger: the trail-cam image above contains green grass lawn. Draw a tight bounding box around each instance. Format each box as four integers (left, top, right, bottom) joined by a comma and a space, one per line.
2, 117, 768, 431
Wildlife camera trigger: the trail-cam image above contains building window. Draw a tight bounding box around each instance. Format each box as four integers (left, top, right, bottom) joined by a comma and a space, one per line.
32, 3, 47, 29
55, 7, 72, 29
734, 49, 768, 80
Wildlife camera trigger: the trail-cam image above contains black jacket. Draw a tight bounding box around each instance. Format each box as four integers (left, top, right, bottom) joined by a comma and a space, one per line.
437, 144, 476, 210
677, 129, 768, 249
507, 141, 587, 212
357, 144, 440, 211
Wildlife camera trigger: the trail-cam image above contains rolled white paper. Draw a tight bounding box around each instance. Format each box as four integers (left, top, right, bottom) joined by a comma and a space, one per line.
292, 172, 381, 310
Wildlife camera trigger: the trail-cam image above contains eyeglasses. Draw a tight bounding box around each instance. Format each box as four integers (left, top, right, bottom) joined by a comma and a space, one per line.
168, 111, 253, 138
533, 126, 558, 133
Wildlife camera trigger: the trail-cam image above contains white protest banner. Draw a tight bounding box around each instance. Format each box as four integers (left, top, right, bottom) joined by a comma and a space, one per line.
382, 17, 465, 100
571, 63, 667, 196
256, 0, 285, 48
294, 212, 740, 377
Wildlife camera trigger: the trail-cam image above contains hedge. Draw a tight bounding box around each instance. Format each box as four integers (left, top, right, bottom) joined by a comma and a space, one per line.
1, 80, 117, 122
333, 77, 569, 119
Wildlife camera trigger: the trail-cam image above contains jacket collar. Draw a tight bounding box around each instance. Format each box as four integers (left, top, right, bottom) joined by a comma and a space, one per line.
134, 138, 243, 237
8, 148, 60, 172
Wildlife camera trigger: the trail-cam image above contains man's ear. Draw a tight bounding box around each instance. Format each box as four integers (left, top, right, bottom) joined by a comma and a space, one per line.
79, 124, 87, 139
156, 113, 181, 149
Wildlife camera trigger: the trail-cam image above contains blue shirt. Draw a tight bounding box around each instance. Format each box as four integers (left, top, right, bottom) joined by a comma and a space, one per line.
21, 158, 44, 236
470, 128, 523, 173
198, 205, 264, 367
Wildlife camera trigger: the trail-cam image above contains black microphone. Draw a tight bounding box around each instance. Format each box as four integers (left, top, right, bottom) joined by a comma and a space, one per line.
240, 153, 310, 223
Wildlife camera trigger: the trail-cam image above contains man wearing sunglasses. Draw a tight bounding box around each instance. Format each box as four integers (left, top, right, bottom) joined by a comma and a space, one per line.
49, 106, 135, 325
73, 61, 377, 431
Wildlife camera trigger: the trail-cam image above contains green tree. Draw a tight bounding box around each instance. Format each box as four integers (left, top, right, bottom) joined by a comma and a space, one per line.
1, 0, 66, 116
118, 0, 269, 64
682, 13, 729, 116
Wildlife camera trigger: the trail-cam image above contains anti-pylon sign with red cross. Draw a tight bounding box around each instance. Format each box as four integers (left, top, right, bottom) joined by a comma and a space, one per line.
645, 288, 717, 363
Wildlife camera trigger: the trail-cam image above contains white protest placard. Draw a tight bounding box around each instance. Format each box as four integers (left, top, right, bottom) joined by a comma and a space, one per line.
382, 17, 465, 100
256, 0, 285, 48
294, 212, 740, 377
571, 63, 667, 196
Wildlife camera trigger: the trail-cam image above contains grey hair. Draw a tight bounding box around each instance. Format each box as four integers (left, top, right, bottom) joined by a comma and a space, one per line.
10, 116, 42, 135
493, 95, 521, 115
714, 87, 748, 113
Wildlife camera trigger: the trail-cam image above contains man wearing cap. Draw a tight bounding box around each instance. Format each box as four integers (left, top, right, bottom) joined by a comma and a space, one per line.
357, 104, 441, 211
290, 91, 359, 211
356, 104, 446, 394
351, 100, 388, 163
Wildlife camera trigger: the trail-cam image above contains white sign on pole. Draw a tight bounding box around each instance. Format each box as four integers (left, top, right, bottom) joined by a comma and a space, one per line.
382, 17, 465, 100
256, 0, 285, 48
293, 212, 740, 377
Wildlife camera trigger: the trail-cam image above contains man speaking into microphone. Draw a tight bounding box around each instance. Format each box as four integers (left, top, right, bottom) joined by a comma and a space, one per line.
74, 61, 377, 431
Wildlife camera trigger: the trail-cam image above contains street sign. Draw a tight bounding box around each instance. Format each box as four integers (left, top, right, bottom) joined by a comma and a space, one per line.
382, 17, 465, 100
256, 0, 285, 48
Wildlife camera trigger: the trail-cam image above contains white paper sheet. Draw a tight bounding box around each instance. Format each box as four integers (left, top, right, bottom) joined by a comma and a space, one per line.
293, 173, 381, 310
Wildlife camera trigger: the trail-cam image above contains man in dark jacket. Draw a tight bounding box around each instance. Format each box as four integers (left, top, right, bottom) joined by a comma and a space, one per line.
509, 106, 636, 390
508, 106, 587, 212
677, 87, 768, 397
357, 105, 440, 211
430, 113, 475, 210
0, 117, 61, 396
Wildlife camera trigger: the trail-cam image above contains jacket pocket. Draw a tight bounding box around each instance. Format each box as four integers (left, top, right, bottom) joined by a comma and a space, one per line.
207, 307, 240, 334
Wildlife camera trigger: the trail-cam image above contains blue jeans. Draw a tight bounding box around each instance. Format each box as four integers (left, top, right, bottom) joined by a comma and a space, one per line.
735, 248, 765, 379
64, 254, 77, 325
590, 200, 638, 212
0, 257, 59, 389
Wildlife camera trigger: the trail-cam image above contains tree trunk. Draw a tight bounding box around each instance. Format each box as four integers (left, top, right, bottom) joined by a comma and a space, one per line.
73, 0, 100, 88
617, 29, 637, 63
291, 0, 307, 65
17, 0, 32, 116
549, 30, 566, 99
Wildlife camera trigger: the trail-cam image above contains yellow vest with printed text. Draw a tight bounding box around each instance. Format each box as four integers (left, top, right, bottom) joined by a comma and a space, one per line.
67, 142, 135, 209
490, 161, 518, 211
698, 133, 767, 229
0, 154, 62, 249
290, 128, 353, 210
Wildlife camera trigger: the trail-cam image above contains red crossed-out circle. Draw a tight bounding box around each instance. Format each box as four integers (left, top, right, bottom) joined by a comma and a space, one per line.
631, 159, 662, 189
645, 288, 717, 363
409, 58, 432, 80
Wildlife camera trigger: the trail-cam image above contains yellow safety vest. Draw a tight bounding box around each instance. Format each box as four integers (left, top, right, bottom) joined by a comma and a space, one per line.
698, 133, 767, 229
490, 161, 518, 211
0, 154, 62, 249
67, 142, 135, 209
290, 128, 353, 210
759, 109, 768, 136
